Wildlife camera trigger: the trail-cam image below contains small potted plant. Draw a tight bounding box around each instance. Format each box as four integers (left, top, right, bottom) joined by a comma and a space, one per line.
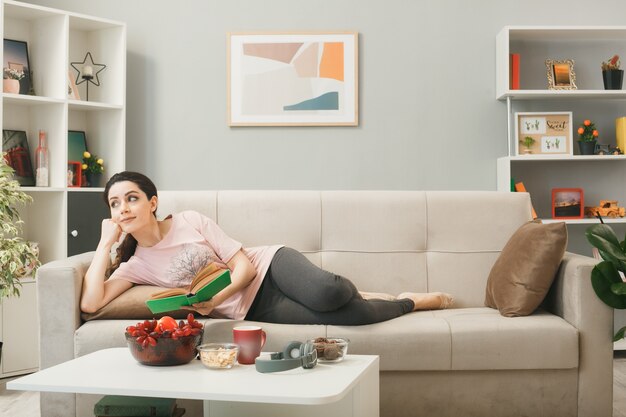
577, 119, 599, 155
3, 67, 24, 94
81, 151, 104, 187
520, 136, 536, 154
601, 54, 623, 90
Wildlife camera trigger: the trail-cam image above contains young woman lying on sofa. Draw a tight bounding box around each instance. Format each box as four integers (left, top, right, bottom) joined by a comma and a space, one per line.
80, 171, 454, 325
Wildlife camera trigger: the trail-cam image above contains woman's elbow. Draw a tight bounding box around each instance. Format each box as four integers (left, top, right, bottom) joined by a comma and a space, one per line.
80, 298, 100, 314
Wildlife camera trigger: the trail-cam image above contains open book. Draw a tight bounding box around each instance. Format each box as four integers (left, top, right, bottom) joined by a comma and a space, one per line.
145, 263, 231, 314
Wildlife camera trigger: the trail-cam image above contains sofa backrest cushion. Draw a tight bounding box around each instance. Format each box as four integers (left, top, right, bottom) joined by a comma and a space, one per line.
484, 221, 568, 316
155, 190, 533, 308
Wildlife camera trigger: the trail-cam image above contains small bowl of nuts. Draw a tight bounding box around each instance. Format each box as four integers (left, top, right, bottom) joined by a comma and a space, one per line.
307, 337, 350, 363
197, 343, 239, 369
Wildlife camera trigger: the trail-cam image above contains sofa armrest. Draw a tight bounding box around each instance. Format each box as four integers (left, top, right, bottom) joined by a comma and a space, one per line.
37, 252, 94, 369
545, 251, 613, 417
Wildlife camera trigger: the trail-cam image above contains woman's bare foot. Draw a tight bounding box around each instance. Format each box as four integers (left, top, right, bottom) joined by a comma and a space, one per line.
359, 291, 397, 301
397, 292, 454, 311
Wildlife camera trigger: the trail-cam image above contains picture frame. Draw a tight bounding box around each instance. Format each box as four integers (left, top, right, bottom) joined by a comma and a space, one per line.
545, 59, 577, 90
228, 32, 358, 126
2, 129, 35, 186
67, 70, 81, 100
514, 112, 573, 156
552, 188, 584, 219
3, 39, 33, 95
68, 130, 87, 162
67, 161, 82, 187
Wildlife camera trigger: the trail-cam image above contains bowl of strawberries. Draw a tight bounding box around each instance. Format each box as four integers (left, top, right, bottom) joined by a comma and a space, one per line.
125, 313, 203, 366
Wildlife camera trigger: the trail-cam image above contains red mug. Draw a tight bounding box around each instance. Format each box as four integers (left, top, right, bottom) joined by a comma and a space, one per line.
233, 325, 266, 365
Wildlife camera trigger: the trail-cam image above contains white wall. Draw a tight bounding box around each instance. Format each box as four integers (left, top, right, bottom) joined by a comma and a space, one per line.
22, 0, 616, 191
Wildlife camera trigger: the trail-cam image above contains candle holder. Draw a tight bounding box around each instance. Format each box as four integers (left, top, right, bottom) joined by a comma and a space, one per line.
70, 52, 106, 101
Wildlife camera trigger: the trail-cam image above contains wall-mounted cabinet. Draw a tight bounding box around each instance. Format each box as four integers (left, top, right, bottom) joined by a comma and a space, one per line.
0, 0, 125, 376
496, 26, 626, 255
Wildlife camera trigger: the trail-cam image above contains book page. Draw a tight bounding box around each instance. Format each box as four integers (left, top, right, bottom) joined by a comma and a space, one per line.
149, 288, 187, 299
189, 262, 220, 289
191, 268, 228, 294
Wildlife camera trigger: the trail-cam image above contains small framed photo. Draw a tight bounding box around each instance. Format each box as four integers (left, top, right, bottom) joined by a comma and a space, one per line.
514, 112, 573, 156
546, 59, 577, 90
67, 70, 80, 100
2, 129, 34, 186
68, 130, 87, 162
3, 39, 33, 95
552, 188, 584, 219
67, 161, 82, 187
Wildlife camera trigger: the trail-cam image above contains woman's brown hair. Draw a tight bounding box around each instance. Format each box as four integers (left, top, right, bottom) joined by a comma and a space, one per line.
103, 171, 158, 276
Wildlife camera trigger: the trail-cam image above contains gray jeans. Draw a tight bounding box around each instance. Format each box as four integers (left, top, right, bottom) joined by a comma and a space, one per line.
245, 247, 414, 325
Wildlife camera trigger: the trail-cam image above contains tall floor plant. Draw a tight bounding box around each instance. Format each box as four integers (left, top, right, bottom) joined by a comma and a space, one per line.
0, 153, 40, 299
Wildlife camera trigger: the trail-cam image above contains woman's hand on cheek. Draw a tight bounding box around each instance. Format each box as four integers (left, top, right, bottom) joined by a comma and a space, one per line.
181, 300, 215, 316
100, 219, 123, 248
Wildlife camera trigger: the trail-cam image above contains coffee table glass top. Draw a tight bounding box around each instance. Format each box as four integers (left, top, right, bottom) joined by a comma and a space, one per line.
8, 348, 378, 405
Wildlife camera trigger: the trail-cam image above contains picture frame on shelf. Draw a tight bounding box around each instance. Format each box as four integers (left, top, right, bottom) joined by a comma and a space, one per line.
68, 130, 88, 187
3, 39, 33, 95
552, 188, 584, 219
228, 32, 358, 126
514, 112, 573, 156
67, 161, 82, 187
67, 70, 81, 100
2, 129, 35, 186
68, 130, 87, 162
545, 59, 577, 90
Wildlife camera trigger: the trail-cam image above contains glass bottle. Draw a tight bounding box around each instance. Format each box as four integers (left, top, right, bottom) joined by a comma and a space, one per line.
35, 129, 49, 187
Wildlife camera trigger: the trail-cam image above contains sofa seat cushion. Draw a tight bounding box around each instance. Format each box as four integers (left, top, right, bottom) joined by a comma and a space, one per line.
328, 307, 578, 372
327, 311, 452, 371
437, 307, 578, 370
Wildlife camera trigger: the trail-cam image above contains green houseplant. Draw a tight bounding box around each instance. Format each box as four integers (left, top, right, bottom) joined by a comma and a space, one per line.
0, 153, 40, 299
586, 220, 626, 340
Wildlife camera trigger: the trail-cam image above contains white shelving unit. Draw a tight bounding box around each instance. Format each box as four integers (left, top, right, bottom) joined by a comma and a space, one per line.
496, 26, 626, 350
0, 0, 126, 377
495, 26, 626, 238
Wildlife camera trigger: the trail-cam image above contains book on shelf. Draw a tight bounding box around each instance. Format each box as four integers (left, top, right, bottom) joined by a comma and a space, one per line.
509, 53, 520, 90
514, 182, 538, 219
145, 263, 231, 314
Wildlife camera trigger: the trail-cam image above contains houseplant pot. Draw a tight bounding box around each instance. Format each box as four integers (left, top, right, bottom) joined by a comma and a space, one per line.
578, 140, 597, 155
602, 69, 624, 90
85, 171, 102, 187
3, 79, 19, 94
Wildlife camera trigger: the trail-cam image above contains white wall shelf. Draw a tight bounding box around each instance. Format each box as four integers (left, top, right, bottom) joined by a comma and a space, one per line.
0, 0, 126, 378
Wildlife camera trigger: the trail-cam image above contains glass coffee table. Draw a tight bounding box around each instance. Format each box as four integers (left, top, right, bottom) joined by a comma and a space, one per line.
8, 347, 379, 417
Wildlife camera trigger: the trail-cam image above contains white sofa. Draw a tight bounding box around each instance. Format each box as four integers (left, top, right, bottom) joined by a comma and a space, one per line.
37, 191, 613, 417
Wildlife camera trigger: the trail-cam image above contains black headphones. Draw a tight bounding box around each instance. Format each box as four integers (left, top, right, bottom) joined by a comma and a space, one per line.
255, 341, 318, 373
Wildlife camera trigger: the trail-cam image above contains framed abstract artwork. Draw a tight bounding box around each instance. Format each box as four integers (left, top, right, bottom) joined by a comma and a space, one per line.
228, 32, 358, 126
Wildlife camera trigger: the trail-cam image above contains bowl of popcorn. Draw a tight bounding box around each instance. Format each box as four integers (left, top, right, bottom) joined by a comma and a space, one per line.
307, 337, 350, 363
197, 343, 239, 369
